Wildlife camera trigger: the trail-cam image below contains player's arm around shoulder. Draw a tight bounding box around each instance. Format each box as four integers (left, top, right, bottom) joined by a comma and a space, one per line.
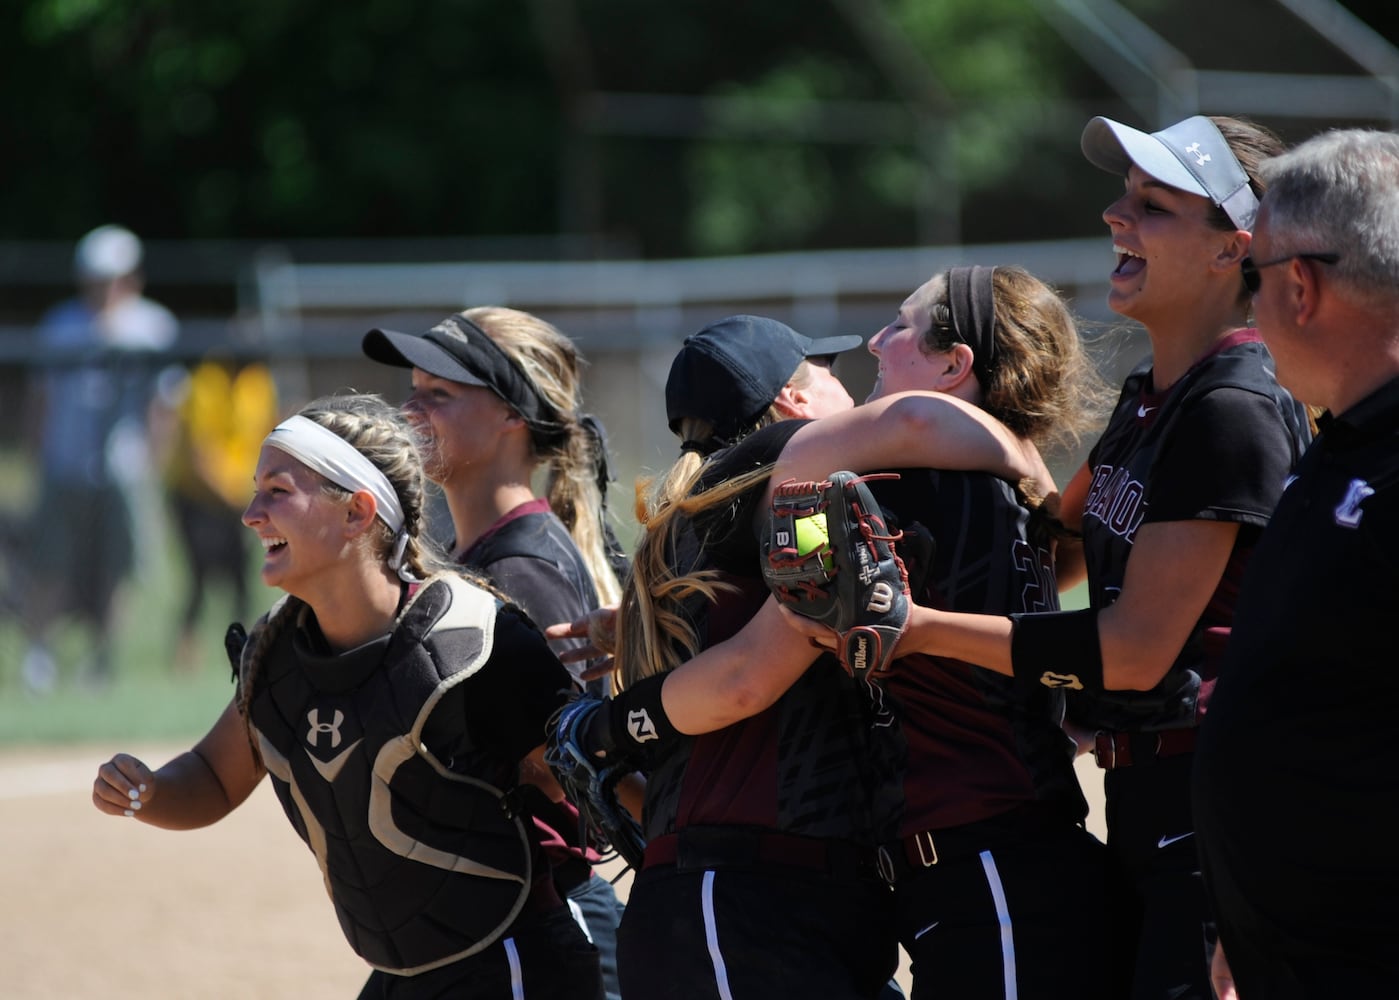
771, 391, 1049, 504
93, 699, 266, 830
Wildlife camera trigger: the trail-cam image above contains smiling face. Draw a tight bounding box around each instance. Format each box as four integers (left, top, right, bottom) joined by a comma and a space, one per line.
1101, 165, 1240, 329
866, 278, 955, 401
402, 368, 519, 485
242, 446, 353, 599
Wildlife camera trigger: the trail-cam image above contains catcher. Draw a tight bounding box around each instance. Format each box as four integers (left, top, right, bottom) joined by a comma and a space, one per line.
547, 312, 1069, 999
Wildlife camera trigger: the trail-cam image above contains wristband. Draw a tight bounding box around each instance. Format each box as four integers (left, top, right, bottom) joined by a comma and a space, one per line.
608, 673, 682, 757
1009, 609, 1104, 694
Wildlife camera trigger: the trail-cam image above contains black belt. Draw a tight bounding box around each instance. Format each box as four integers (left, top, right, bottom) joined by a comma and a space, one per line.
1093, 728, 1196, 770
644, 827, 882, 882
875, 802, 1076, 886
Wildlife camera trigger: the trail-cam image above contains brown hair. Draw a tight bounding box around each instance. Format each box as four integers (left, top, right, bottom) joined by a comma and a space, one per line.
1203, 115, 1286, 234
914, 266, 1108, 453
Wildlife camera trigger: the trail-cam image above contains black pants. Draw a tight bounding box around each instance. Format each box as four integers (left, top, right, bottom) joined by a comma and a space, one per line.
356, 906, 602, 1000
619, 862, 896, 1000
1103, 754, 1213, 1000
888, 809, 1109, 1000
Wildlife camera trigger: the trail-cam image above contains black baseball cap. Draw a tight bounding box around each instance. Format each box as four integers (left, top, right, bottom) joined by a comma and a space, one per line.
664, 315, 862, 443
362, 314, 559, 429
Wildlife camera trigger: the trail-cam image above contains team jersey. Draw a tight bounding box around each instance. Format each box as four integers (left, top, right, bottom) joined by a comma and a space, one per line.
457, 500, 609, 874
1071, 330, 1310, 732
640, 422, 893, 845
242, 575, 572, 974
870, 470, 1086, 835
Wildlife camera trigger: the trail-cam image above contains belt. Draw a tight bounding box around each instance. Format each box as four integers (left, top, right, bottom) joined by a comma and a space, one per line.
1093, 728, 1196, 770
875, 801, 1074, 886
643, 827, 881, 882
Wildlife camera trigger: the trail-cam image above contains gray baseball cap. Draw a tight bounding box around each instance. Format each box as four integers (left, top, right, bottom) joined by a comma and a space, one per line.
1081, 115, 1259, 231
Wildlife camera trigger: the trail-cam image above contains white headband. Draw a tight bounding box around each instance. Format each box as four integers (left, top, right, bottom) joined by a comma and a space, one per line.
264, 415, 414, 578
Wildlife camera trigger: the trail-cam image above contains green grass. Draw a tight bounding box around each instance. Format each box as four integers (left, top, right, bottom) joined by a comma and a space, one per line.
1, 456, 274, 746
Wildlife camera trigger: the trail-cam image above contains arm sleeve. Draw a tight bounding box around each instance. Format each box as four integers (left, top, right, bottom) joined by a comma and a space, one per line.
1145, 388, 1299, 526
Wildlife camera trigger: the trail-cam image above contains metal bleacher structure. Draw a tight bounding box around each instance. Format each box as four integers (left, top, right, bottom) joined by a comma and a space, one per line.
3, 0, 1397, 479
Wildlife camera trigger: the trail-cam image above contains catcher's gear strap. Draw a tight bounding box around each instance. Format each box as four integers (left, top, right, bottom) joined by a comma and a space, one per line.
1009, 608, 1104, 694
610, 673, 681, 758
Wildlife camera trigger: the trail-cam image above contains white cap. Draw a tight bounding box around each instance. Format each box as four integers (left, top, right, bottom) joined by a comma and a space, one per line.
74, 225, 143, 281
1081, 115, 1260, 231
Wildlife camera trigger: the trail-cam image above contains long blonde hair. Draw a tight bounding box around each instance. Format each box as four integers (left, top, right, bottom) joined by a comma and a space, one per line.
612, 359, 815, 692
463, 307, 622, 605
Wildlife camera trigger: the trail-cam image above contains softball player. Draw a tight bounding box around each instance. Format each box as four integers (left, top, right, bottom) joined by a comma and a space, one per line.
94, 394, 603, 999
856, 116, 1311, 999
362, 308, 628, 999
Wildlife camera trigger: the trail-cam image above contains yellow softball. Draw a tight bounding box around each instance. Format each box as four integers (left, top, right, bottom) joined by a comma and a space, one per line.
794, 512, 835, 571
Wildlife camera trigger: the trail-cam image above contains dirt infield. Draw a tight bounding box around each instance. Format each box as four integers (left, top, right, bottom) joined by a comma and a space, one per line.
0, 744, 1103, 998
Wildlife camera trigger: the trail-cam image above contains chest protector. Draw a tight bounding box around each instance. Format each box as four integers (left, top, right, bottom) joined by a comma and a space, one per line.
242, 576, 531, 976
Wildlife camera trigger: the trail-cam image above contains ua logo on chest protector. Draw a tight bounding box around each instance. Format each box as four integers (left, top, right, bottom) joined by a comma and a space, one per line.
1335, 478, 1375, 528
307, 708, 345, 748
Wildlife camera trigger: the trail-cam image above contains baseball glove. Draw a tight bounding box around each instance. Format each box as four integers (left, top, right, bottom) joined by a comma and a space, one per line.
544, 695, 647, 870
762, 471, 910, 678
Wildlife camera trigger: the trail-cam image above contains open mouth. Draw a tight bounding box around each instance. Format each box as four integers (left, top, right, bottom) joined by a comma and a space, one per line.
1113, 244, 1146, 278
260, 536, 288, 555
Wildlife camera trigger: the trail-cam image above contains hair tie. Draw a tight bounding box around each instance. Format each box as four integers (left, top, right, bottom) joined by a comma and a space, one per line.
680, 438, 717, 456
946, 266, 998, 390
386, 530, 419, 583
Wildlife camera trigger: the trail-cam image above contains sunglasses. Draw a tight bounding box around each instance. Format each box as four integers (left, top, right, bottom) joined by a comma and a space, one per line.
1241, 251, 1341, 295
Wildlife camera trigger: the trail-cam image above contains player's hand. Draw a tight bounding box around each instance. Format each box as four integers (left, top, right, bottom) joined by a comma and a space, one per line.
1210, 941, 1237, 1000
774, 601, 840, 653
92, 753, 156, 819
545, 606, 619, 664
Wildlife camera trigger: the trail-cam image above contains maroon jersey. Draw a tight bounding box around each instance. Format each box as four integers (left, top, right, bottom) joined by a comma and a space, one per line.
870, 470, 1086, 836
641, 422, 896, 845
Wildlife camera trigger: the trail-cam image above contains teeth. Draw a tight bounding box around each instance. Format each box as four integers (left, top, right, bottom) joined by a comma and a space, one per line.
260, 536, 286, 551
1113, 244, 1144, 259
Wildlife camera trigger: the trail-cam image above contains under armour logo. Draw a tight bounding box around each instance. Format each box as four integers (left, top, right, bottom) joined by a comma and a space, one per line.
307, 708, 345, 749
1334, 478, 1375, 528
1185, 142, 1210, 166
1039, 671, 1084, 691
627, 708, 659, 744
866, 581, 895, 614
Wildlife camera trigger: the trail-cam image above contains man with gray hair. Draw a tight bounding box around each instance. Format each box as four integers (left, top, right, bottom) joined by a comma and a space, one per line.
1193, 128, 1399, 998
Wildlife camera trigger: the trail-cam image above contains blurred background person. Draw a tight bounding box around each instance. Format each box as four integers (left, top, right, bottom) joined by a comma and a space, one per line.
19, 224, 177, 693
157, 357, 279, 672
